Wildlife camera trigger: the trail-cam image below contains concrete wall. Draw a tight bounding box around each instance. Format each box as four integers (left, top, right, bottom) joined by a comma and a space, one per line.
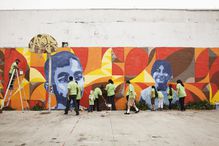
0, 10, 219, 47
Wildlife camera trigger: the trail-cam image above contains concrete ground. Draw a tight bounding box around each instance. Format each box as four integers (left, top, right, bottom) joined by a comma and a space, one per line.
0, 110, 219, 146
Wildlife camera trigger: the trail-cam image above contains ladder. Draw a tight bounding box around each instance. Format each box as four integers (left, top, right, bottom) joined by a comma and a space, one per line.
0, 68, 29, 111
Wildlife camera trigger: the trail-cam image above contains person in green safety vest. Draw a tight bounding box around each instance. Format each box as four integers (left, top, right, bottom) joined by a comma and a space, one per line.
93, 86, 104, 111
176, 80, 187, 111
105, 79, 116, 110
8, 59, 20, 90
64, 76, 79, 115
151, 86, 158, 111
88, 90, 95, 112
167, 84, 174, 110
124, 80, 139, 115
75, 81, 82, 111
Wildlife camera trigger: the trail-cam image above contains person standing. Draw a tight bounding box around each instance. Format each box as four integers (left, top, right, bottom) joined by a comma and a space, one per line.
8, 59, 20, 90
105, 79, 116, 110
88, 90, 95, 112
140, 60, 174, 107
167, 84, 174, 110
0, 97, 3, 113
151, 86, 158, 111
64, 76, 79, 115
44, 51, 85, 109
93, 86, 104, 111
157, 88, 164, 111
124, 80, 139, 114
176, 80, 186, 111
76, 81, 82, 111
3, 59, 21, 108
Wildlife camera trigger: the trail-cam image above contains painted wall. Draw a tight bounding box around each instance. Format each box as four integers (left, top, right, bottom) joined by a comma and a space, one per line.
0, 10, 219, 47
0, 47, 218, 110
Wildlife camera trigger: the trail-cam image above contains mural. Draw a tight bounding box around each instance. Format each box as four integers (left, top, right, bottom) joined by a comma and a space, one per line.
44, 51, 84, 109
0, 47, 218, 110
140, 60, 175, 109
0, 50, 4, 100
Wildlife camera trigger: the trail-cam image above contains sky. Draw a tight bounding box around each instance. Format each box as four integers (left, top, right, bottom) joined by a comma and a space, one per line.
0, 0, 219, 10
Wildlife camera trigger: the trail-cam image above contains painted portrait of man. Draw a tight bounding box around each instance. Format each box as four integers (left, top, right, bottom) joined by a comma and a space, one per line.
140, 60, 177, 109
44, 51, 84, 109
151, 60, 172, 91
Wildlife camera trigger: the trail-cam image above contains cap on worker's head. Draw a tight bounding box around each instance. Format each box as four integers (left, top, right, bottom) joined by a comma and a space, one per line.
108, 79, 113, 84
126, 80, 130, 84
100, 85, 104, 89
69, 76, 73, 81
15, 59, 20, 62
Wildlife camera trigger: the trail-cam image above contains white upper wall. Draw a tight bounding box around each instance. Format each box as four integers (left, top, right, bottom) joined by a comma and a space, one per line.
0, 9, 219, 47
1, 0, 219, 10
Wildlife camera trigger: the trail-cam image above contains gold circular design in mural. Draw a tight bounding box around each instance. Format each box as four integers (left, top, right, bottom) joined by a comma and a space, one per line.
28, 34, 58, 54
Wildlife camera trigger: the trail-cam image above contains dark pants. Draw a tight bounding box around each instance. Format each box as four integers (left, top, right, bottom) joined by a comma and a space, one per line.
108, 95, 116, 110
179, 97, 185, 111
94, 98, 100, 111
65, 95, 79, 115
125, 95, 129, 110
76, 99, 80, 111
88, 105, 94, 112
169, 99, 173, 110
8, 73, 16, 90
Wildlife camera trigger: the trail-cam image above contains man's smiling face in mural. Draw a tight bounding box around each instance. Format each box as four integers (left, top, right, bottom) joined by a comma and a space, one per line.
45, 51, 84, 109
151, 60, 172, 91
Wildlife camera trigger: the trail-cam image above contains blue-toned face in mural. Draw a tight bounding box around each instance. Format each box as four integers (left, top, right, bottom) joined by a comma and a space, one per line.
45, 51, 84, 109
151, 60, 172, 91
140, 60, 176, 109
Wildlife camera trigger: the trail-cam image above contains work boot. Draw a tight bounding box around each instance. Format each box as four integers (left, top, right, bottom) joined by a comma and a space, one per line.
135, 110, 139, 113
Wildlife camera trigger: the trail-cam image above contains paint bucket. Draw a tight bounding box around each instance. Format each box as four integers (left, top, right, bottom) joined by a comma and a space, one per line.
19, 70, 23, 75
216, 103, 219, 110
106, 104, 112, 108
106, 104, 112, 110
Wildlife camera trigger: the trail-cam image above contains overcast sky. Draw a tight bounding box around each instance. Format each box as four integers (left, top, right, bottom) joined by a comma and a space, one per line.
0, 0, 219, 10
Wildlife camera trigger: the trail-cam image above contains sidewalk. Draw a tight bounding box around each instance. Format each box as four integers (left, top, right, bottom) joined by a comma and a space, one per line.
0, 110, 219, 146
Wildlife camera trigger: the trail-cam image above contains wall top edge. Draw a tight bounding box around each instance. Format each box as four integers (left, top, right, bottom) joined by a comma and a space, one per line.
1, 47, 219, 49
1, 8, 219, 12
